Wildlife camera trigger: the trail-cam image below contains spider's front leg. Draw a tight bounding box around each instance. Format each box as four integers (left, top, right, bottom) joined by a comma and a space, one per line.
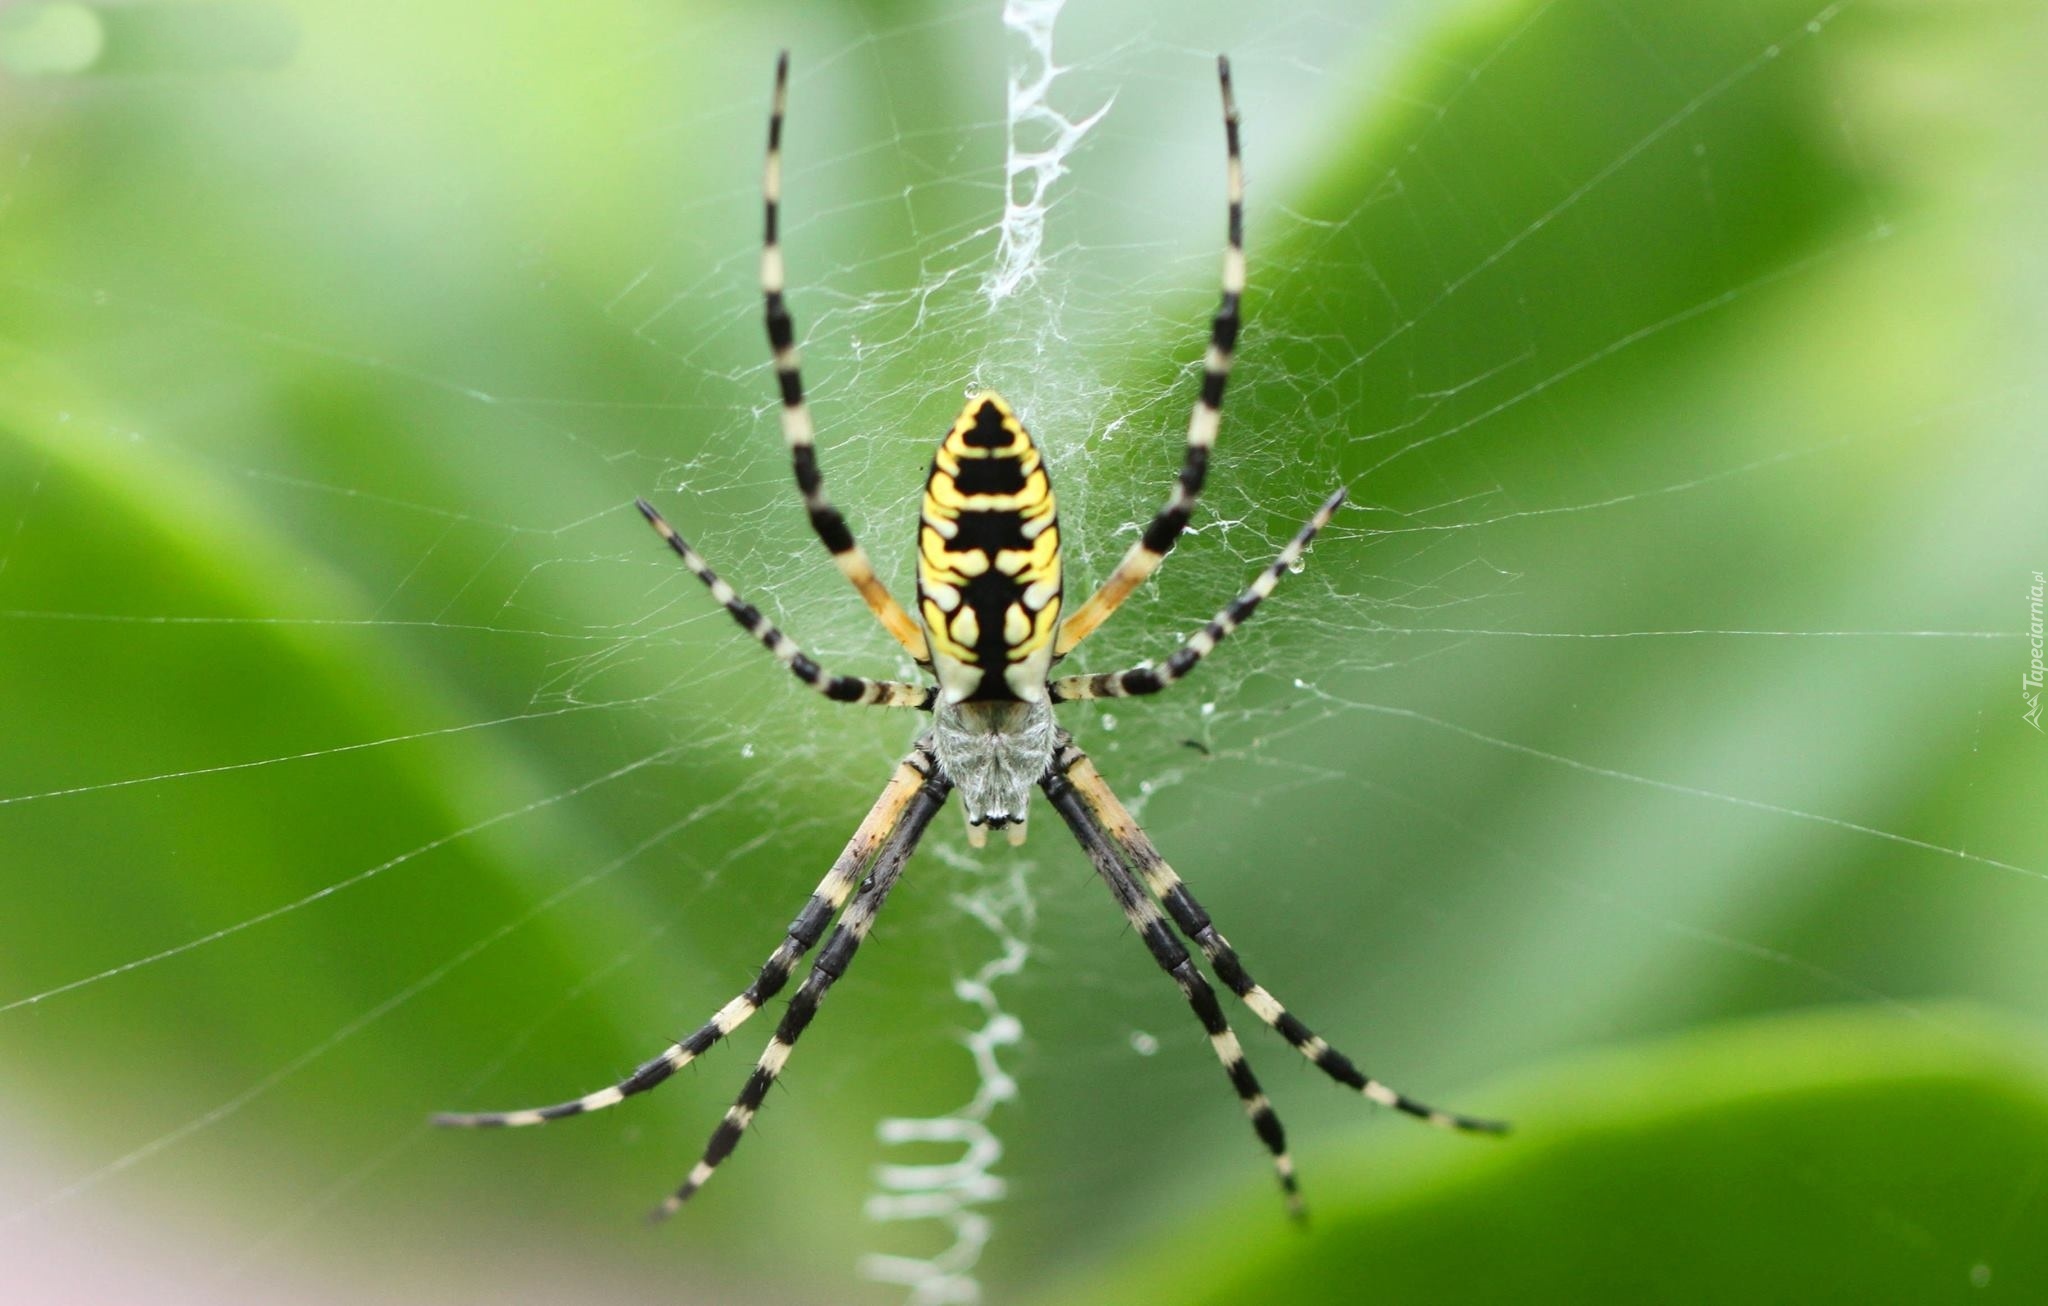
1051, 740, 1507, 1137
434, 742, 941, 1131
652, 751, 954, 1217
1041, 739, 1303, 1216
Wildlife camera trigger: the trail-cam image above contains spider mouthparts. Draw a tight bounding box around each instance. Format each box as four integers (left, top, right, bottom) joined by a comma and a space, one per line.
965, 810, 1031, 849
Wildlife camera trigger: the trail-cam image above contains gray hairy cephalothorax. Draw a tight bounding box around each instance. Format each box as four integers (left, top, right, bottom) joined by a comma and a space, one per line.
929, 697, 1057, 839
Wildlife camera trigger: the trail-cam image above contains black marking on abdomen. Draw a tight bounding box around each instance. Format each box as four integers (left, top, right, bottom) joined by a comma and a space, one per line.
961, 401, 1014, 448
956, 580, 1027, 700
951, 456, 1029, 496
946, 506, 1033, 555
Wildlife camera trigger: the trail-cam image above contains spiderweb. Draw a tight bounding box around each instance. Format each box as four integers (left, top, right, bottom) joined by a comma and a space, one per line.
0, 0, 2044, 1303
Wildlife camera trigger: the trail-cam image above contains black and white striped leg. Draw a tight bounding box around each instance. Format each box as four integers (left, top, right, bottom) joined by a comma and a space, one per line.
433, 746, 941, 1131
1057, 55, 1244, 657
652, 759, 954, 1218
761, 51, 931, 665
1055, 742, 1507, 1137
637, 498, 933, 709
1042, 750, 1303, 1216
1051, 487, 1344, 703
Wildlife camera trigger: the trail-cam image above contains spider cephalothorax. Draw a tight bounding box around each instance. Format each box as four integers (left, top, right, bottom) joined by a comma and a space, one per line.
438, 50, 1504, 1225
930, 693, 1056, 842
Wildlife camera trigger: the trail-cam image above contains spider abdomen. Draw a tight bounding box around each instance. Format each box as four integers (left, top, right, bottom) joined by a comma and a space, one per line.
918, 392, 1063, 705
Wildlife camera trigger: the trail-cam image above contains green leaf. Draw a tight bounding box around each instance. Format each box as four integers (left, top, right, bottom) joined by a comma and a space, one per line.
1055, 1006, 2048, 1306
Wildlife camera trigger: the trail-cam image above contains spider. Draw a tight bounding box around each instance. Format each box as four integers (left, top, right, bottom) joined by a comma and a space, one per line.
436, 51, 1504, 1221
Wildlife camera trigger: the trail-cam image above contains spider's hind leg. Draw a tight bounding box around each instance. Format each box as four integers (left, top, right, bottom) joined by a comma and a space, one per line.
1057, 55, 1246, 657
758, 51, 929, 664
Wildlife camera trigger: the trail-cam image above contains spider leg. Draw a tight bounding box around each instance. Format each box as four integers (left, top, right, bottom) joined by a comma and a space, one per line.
1051, 740, 1507, 1136
1057, 56, 1243, 657
761, 51, 931, 665
652, 755, 954, 1217
1051, 487, 1344, 703
433, 744, 941, 1130
1041, 746, 1303, 1217
637, 498, 932, 709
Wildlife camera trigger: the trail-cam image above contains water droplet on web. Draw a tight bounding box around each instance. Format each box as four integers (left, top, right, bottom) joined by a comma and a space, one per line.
740, 742, 755, 759
1129, 1030, 1159, 1057
1286, 556, 1307, 575
1200, 701, 1216, 716
1099, 713, 1117, 731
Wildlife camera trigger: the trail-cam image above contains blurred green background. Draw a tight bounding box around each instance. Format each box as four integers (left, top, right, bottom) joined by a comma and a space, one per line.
2, 0, 2046, 1302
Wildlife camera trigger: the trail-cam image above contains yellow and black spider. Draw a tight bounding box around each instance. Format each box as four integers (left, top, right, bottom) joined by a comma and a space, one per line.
436, 51, 1504, 1221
